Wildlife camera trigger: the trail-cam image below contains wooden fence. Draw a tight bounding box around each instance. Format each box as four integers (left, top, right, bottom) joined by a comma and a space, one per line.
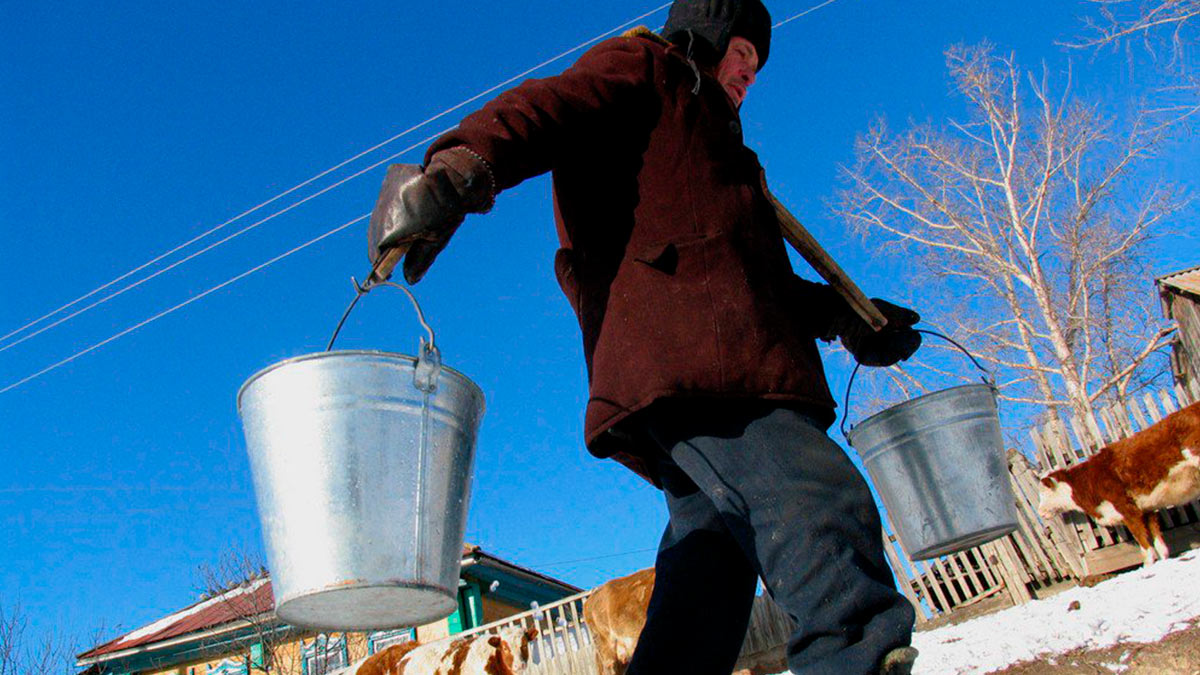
1028, 380, 1200, 575
878, 445, 1077, 625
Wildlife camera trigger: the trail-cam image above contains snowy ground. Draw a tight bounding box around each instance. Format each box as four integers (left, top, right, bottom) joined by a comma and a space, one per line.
910, 549, 1200, 674
765, 549, 1200, 674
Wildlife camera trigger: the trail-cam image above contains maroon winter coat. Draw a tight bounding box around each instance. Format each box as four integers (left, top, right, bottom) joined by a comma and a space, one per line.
427, 29, 845, 481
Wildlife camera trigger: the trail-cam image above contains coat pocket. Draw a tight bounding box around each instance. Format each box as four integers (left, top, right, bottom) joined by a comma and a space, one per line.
632, 232, 717, 275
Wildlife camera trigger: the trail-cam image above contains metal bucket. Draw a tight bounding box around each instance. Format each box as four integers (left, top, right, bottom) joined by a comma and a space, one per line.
237, 283, 485, 630
844, 331, 1017, 560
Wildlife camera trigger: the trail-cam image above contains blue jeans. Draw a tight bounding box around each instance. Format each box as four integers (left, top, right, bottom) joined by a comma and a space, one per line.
624, 401, 915, 675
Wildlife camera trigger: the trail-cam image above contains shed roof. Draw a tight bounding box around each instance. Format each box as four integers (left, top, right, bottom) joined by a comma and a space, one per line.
1157, 265, 1200, 297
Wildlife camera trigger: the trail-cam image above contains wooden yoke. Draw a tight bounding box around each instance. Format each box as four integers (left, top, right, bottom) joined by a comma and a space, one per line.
760, 172, 887, 332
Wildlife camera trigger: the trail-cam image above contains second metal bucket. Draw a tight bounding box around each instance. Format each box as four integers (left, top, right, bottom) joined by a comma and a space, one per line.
238, 284, 485, 630
845, 332, 1018, 560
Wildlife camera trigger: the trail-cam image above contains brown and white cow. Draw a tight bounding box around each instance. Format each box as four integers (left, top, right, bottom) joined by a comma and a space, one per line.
582, 567, 783, 675
1038, 400, 1200, 567
353, 624, 538, 675
582, 567, 655, 675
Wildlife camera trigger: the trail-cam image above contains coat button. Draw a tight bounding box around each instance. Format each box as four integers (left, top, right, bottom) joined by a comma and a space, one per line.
729, 120, 741, 134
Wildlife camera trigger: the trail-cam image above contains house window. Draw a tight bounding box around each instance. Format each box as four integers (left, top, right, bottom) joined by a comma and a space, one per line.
208, 659, 248, 675
367, 628, 414, 655
302, 635, 347, 675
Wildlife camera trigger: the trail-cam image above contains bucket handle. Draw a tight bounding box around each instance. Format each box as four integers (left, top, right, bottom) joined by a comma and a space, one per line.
840, 329, 994, 440
326, 276, 441, 393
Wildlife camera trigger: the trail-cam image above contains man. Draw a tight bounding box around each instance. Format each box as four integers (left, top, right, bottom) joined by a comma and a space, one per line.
367, 1, 920, 673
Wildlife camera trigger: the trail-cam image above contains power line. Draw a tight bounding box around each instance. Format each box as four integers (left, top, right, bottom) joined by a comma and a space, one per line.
0, 214, 367, 395
0, 129, 449, 356
532, 547, 658, 569
774, 0, 843, 28
0, 0, 847, 394
0, 1, 673, 352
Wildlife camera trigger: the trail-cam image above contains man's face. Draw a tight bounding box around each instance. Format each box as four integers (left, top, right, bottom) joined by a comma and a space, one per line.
716, 36, 758, 109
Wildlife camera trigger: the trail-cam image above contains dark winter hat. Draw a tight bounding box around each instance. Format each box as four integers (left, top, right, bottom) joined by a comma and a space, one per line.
661, 0, 772, 71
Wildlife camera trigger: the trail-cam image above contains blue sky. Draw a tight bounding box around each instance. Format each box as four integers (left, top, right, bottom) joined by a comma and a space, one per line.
2, 0, 1196, 657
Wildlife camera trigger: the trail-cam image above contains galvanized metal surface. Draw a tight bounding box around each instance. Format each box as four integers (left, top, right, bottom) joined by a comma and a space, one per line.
238, 350, 484, 630
849, 384, 1018, 560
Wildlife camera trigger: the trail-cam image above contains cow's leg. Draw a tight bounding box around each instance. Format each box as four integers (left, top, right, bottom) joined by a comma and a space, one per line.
636, 402, 915, 675
623, 452, 759, 675
1111, 501, 1158, 567
1146, 512, 1170, 562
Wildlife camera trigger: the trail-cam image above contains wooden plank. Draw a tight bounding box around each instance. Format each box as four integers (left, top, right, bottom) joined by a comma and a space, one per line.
881, 533, 928, 623
1143, 392, 1164, 422
916, 559, 954, 615
933, 557, 967, 607
1127, 396, 1150, 430
1085, 410, 1109, 446
966, 546, 1001, 590
1097, 407, 1121, 442
761, 173, 888, 331
1160, 389, 1179, 415
1029, 426, 1053, 470
1112, 402, 1137, 438
996, 537, 1035, 603
950, 550, 989, 598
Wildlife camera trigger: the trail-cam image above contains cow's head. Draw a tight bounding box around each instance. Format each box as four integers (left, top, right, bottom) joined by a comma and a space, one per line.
1036, 471, 1079, 519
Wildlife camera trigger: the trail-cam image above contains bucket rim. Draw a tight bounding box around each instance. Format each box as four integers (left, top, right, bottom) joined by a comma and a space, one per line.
236, 349, 484, 412
846, 382, 996, 448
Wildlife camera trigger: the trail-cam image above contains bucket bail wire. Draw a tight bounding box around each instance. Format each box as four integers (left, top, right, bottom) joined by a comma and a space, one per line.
841, 329, 995, 440
328, 276, 441, 393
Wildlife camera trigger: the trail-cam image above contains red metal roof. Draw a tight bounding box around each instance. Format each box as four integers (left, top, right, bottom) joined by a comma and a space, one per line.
79, 579, 274, 660
79, 544, 514, 662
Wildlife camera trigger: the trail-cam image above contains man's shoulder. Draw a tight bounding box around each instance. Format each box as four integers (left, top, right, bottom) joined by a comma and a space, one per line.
582, 26, 674, 62
620, 25, 671, 47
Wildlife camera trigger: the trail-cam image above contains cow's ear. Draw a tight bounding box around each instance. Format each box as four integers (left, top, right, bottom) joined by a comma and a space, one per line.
488, 637, 502, 647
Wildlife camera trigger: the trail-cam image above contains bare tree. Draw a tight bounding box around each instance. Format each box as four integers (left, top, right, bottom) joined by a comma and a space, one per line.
1, 602, 88, 675
1067, 1, 1200, 129
195, 550, 300, 675
837, 43, 1186, 442
1069, 0, 1199, 58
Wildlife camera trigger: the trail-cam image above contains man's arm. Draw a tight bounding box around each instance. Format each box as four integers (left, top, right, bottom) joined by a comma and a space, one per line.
425, 35, 661, 190
369, 36, 661, 283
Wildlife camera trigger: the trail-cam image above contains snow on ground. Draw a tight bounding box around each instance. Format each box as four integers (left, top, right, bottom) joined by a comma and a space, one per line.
909, 548, 1200, 674
763, 549, 1200, 675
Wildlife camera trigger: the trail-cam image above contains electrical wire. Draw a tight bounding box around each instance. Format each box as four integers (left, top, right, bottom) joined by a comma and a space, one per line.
774, 0, 843, 28
0, 0, 846, 395
0, 129, 449, 356
0, 1, 674, 351
0, 214, 367, 395
532, 547, 658, 569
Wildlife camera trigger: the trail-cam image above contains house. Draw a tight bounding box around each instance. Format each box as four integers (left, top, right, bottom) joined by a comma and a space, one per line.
75, 544, 579, 675
1158, 264, 1200, 391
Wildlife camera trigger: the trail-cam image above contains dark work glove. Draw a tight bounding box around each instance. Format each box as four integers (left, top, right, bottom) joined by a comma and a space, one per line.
835, 299, 922, 367
367, 147, 494, 284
